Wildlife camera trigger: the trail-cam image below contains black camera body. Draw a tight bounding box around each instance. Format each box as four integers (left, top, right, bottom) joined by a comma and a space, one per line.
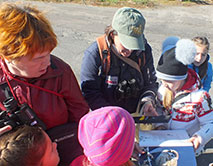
0, 97, 46, 130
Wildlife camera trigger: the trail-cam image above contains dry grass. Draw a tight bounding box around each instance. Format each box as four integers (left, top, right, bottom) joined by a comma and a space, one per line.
32, 0, 213, 7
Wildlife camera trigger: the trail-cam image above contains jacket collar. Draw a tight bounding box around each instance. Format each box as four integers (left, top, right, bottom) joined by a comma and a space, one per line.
36, 55, 63, 81
180, 68, 200, 91
0, 55, 62, 84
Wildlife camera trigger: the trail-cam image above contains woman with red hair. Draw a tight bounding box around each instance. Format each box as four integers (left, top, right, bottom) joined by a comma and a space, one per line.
0, 2, 89, 165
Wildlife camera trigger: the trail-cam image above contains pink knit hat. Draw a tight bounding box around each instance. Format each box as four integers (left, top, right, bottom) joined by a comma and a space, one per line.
78, 106, 135, 166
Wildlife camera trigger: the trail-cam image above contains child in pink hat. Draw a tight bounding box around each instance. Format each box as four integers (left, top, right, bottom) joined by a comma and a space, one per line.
70, 106, 135, 166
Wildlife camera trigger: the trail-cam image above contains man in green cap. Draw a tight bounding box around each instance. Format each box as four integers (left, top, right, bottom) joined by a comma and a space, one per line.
81, 7, 158, 116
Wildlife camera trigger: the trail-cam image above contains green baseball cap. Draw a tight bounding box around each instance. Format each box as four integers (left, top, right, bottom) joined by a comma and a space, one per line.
112, 7, 146, 50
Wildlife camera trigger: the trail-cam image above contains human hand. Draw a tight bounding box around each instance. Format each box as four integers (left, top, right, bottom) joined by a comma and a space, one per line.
142, 101, 158, 116
131, 142, 145, 160
0, 125, 12, 136
188, 135, 200, 151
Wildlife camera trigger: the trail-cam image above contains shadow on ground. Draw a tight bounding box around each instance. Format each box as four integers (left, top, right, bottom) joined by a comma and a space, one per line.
196, 139, 213, 165
178, 0, 212, 5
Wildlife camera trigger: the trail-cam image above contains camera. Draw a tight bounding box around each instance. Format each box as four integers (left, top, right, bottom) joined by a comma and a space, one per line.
0, 96, 46, 130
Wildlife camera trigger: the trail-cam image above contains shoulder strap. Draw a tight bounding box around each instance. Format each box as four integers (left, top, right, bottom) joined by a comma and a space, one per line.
96, 35, 111, 75
111, 47, 142, 74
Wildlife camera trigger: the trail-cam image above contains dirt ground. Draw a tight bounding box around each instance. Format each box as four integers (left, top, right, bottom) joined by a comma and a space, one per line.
1, 0, 213, 165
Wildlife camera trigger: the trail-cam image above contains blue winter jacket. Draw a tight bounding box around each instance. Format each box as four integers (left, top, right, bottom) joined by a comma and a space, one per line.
188, 55, 212, 92
80, 38, 158, 113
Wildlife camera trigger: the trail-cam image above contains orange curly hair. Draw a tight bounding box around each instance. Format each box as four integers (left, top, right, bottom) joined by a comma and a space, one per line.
0, 2, 57, 60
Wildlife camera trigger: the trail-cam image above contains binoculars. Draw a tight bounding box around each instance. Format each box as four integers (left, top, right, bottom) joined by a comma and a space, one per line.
0, 97, 46, 130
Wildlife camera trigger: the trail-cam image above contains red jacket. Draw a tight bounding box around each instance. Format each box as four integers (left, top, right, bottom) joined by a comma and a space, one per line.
0, 55, 89, 129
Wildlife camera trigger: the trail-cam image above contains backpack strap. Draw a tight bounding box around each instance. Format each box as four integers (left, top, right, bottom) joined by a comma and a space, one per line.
96, 35, 111, 76
142, 52, 146, 66
137, 51, 146, 69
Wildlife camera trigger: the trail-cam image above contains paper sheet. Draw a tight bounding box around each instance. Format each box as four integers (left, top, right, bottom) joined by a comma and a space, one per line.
139, 130, 192, 147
